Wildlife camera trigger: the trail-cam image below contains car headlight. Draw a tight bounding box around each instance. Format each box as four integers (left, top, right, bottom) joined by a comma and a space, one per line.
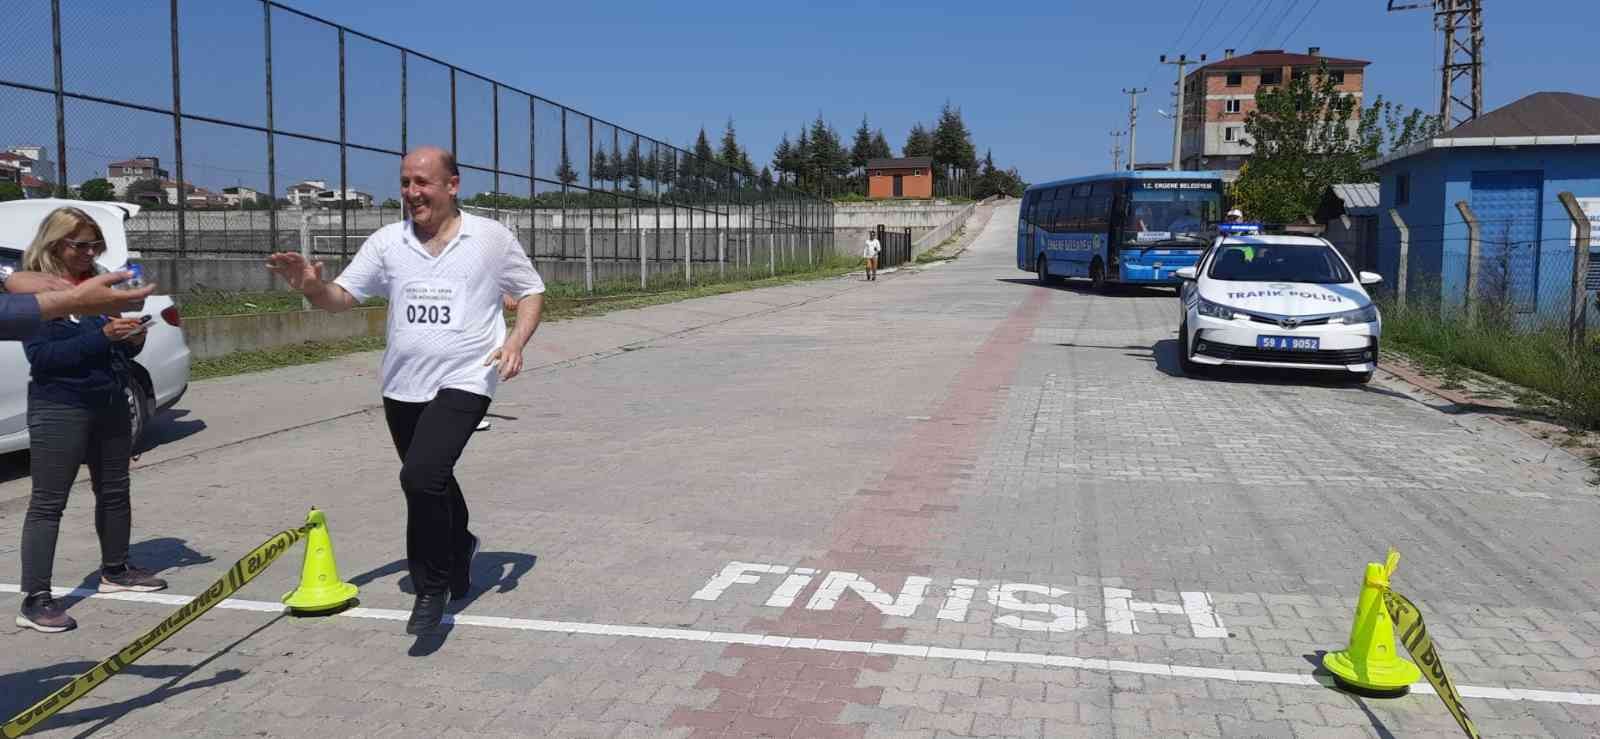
1196, 297, 1236, 320
1329, 304, 1380, 324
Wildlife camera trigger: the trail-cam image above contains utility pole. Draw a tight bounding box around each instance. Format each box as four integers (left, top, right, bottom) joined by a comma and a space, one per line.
1159, 53, 1205, 171
1388, 0, 1483, 128
1121, 87, 1148, 171
1110, 131, 1125, 172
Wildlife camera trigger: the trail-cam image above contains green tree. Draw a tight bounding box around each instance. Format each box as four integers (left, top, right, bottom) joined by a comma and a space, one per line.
807, 116, 850, 196
381, 197, 402, 209
1230, 62, 1369, 224
640, 143, 659, 184
794, 126, 812, 189
79, 178, 116, 201
870, 129, 893, 159
850, 115, 875, 172
759, 166, 774, 190
555, 139, 579, 186
903, 123, 934, 158
772, 133, 795, 185
0, 182, 22, 202
624, 139, 643, 192
718, 118, 744, 171
932, 102, 978, 188
591, 145, 613, 185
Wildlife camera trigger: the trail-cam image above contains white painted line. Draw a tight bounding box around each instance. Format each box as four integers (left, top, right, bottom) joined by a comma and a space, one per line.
7, 584, 1599, 708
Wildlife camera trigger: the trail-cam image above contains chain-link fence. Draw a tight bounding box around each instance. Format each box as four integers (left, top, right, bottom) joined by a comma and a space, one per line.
0, 0, 834, 292
1322, 197, 1597, 341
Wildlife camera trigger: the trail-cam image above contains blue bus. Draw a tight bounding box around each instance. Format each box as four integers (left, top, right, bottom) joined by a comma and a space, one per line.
1017, 171, 1225, 290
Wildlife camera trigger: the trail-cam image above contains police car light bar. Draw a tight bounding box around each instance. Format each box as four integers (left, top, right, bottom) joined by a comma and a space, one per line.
1217, 222, 1263, 235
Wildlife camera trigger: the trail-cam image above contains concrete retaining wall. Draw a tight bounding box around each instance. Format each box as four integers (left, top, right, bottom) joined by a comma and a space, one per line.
183, 306, 389, 360
911, 202, 978, 258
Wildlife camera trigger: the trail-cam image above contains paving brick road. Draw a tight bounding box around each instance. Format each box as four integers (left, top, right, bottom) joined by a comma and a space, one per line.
1, 201, 1596, 738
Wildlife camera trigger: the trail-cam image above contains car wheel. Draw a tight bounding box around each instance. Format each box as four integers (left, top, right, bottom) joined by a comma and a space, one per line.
1178, 320, 1205, 376
125, 379, 153, 451
1036, 255, 1054, 285
1090, 260, 1108, 293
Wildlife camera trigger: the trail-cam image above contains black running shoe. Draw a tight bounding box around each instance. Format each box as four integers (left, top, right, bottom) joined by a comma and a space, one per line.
16, 592, 76, 633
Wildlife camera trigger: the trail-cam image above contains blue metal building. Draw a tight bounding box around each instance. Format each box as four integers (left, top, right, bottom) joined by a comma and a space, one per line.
1368, 92, 1600, 321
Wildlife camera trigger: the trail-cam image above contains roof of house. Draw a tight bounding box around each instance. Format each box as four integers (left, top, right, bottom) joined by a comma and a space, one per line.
0, 151, 35, 163
867, 157, 933, 170
1329, 183, 1380, 211
1366, 92, 1600, 169
20, 175, 49, 188
1442, 92, 1600, 139
109, 157, 160, 167
1200, 49, 1368, 72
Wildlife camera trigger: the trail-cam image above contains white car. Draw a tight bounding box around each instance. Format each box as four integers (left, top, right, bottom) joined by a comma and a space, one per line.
1, 199, 192, 454
1174, 232, 1383, 382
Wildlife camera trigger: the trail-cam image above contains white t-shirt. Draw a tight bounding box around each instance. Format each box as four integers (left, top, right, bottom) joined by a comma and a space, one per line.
863, 238, 882, 259
335, 212, 545, 402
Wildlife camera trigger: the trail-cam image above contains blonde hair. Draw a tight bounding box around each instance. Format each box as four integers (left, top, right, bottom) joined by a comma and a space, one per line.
22, 206, 106, 278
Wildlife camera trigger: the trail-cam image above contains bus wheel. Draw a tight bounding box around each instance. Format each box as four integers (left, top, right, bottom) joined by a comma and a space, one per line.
1090, 260, 1108, 293
1036, 255, 1059, 286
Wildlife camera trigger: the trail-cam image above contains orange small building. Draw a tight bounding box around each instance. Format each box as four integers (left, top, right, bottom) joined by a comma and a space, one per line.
867, 157, 933, 199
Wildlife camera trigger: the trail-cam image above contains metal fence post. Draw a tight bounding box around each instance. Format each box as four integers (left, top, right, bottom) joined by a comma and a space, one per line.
1559, 192, 1592, 349
1455, 201, 1479, 320
768, 231, 775, 276
51, 0, 67, 194
639, 219, 647, 290
583, 225, 593, 293
168, 0, 186, 271
263, 0, 277, 255
299, 212, 313, 310
684, 228, 691, 285
1389, 208, 1408, 310
718, 230, 726, 279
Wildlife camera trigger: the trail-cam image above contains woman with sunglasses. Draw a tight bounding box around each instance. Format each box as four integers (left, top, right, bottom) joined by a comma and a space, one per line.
15, 206, 166, 633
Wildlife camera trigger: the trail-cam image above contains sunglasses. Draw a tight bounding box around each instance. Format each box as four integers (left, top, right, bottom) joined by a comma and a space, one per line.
61, 238, 105, 251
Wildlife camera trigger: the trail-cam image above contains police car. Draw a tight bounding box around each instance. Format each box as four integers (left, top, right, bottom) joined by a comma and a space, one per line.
1174, 224, 1383, 382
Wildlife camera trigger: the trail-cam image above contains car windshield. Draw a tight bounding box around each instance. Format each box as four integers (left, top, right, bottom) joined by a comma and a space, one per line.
0, 247, 19, 279
1207, 243, 1353, 284
1124, 187, 1220, 245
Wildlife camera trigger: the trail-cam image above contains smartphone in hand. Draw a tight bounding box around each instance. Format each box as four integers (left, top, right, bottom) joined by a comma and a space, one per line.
126, 314, 155, 337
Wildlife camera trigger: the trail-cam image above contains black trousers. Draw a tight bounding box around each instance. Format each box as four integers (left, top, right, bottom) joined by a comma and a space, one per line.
382, 389, 490, 596
21, 397, 133, 595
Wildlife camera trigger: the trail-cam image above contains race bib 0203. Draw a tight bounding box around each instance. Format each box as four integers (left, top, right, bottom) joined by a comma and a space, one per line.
397, 279, 466, 331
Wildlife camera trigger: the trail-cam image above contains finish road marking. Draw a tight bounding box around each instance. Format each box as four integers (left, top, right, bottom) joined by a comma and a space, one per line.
3, 584, 1597, 708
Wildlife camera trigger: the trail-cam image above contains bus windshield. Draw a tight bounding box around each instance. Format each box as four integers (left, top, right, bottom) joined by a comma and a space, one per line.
1124, 187, 1221, 245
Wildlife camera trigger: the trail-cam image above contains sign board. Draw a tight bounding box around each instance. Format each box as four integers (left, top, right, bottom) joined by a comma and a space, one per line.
1576, 197, 1600, 290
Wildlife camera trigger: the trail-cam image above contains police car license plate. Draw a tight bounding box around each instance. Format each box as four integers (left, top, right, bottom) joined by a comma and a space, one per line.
1258, 335, 1319, 352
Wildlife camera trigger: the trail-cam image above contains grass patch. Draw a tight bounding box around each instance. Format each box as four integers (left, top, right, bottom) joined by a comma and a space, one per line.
177, 287, 385, 318
191, 335, 385, 380
188, 255, 862, 379
1380, 299, 1600, 429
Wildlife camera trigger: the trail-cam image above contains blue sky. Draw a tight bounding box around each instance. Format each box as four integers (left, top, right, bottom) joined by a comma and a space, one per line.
2, 0, 1596, 199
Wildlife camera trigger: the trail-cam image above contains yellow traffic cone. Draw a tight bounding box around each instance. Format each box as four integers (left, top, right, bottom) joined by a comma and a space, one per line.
1323, 549, 1421, 694
282, 508, 359, 614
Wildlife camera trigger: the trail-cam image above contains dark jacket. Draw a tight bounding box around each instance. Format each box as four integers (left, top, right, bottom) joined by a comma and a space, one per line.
24, 313, 143, 410
0, 293, 42, 340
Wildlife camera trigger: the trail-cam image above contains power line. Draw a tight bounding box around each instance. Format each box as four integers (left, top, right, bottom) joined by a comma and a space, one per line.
1169, 0, 1211, 53
1277, 0, 1326, 48
1187, 0, 1238, 57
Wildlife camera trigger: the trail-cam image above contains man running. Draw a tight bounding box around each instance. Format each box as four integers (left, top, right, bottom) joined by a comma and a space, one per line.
265, 146, 545, 634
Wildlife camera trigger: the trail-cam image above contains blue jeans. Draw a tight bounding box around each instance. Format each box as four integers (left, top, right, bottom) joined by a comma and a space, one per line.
21, 397, 133, 595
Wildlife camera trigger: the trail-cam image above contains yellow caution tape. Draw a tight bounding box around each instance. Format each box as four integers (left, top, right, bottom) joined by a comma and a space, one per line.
3, 523, 311, 738
1383, 588, 1483, 739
